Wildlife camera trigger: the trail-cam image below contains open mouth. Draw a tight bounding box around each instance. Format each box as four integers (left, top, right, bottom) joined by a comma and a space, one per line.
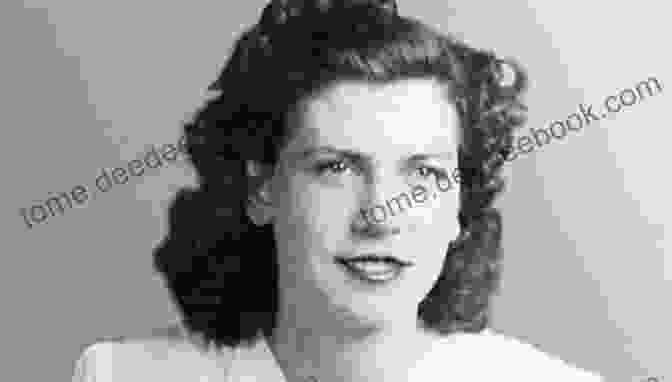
334, 254, 414, 284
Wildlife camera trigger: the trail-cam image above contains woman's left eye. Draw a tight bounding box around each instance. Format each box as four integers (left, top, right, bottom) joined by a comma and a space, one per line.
415, 166, 447, 179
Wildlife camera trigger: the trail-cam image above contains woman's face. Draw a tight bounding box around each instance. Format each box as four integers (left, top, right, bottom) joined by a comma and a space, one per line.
250, 78, 461, 333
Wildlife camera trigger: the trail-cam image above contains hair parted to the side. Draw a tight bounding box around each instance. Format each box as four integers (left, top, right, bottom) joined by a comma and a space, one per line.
153, 0, 528, 349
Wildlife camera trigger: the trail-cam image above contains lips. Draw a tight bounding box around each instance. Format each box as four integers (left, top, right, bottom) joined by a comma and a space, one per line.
336, 254, 414, 266
335, 253, 414, 283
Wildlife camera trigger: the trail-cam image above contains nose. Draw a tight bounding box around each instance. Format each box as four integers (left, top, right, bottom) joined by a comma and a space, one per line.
351, 171, 405, 238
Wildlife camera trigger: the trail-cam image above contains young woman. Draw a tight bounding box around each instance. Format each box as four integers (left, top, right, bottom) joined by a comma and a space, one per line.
72, 1, 603, 381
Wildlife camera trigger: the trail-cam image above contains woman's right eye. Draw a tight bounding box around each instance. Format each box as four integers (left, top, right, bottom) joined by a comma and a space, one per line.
314, 160, 352, 176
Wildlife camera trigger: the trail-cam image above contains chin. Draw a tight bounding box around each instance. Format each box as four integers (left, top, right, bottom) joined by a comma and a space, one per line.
324, 301, 410, 335
325, 282, 427, 332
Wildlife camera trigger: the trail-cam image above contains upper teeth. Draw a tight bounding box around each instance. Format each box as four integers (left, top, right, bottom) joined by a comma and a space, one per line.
347, 260, 399, 274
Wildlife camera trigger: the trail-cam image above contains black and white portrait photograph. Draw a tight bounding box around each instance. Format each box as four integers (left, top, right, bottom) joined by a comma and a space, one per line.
0, 1, 668, 381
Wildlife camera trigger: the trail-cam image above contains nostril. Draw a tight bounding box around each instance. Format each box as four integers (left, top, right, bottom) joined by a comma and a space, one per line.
360, 220, 400, 237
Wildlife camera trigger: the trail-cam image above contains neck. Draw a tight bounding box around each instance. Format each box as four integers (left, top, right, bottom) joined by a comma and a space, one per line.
268, 303, 435, 382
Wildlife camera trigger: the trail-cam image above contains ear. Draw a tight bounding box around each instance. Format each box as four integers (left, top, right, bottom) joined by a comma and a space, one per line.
246, 160, 275, 226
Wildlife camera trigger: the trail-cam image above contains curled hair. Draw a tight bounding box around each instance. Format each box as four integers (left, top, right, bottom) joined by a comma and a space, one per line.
153, 0, 528, 348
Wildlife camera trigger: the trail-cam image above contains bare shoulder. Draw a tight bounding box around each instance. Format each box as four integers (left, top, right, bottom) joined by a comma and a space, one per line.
72, 323, 235, 382
470, 328, 605, 381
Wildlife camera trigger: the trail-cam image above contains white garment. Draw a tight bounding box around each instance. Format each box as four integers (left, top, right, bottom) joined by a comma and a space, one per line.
72, 324, 604, 382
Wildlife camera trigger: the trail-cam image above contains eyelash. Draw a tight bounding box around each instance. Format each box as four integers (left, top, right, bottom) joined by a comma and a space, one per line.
416, 166, 448, 180
314, 160, 353, 176
314, 160, 448, 180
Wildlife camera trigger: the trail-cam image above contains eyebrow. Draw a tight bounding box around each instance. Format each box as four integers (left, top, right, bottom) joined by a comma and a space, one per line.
295, 145, 455, 162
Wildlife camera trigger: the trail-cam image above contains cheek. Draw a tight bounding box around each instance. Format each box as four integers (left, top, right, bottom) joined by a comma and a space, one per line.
277, 177, 357, 252
409, 187, 461, 251
414, 184, 460, 227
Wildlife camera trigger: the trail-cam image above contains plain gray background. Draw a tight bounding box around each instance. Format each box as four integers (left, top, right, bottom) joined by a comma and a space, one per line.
1, 1, 669, 381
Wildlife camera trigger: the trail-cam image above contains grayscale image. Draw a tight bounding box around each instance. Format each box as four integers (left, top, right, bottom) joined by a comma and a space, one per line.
0, 1, 668, 381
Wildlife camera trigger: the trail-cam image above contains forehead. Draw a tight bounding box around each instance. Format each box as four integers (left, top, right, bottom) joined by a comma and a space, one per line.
284, 78, 461, 157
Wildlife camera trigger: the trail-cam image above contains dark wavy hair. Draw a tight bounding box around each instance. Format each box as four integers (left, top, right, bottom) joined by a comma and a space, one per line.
153, 0, 528, 349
